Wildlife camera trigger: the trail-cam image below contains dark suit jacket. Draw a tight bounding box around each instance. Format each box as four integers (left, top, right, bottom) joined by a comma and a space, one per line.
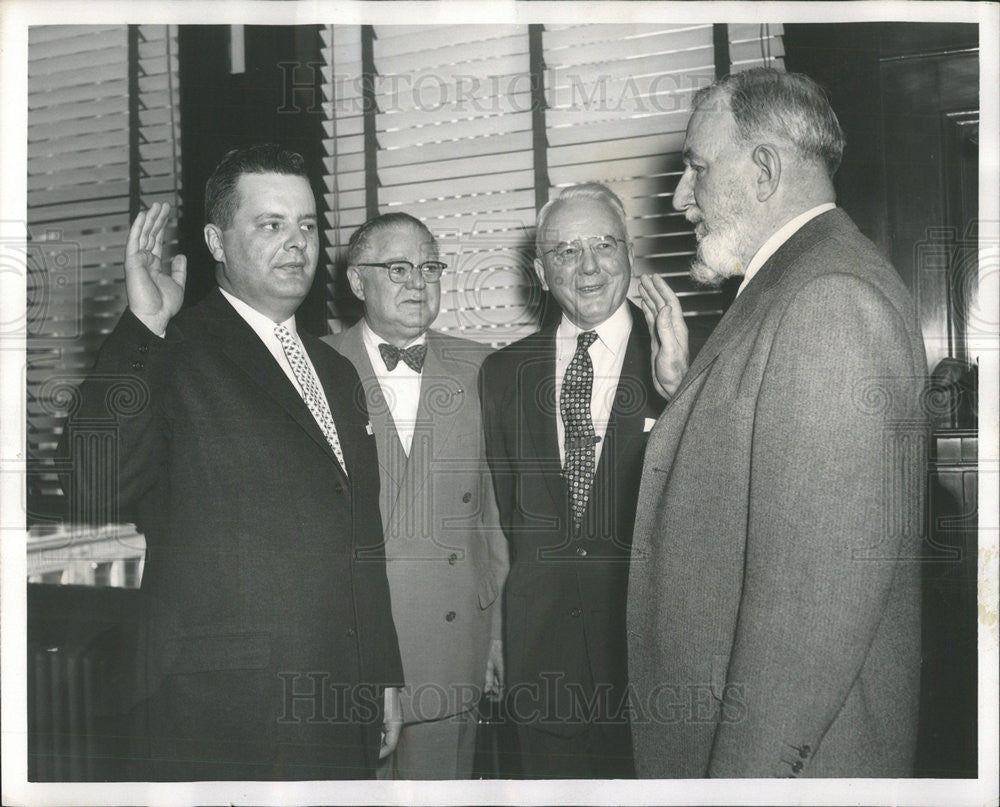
63, 289, 403, 780
479, 302, 663, 736
323, 325, 508, 723
627, 209, 928, 777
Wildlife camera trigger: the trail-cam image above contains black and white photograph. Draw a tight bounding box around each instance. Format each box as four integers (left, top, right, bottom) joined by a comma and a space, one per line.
1, 1, 997, 805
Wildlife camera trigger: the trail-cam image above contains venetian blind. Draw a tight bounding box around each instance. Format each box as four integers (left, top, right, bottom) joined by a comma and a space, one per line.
26, 25, 182, 522
322, 25, 539, 345
322, 24, 784, 347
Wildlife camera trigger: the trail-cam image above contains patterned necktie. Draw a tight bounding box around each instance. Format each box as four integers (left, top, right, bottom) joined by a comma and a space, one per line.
274, 324, 348, 475
560, 330, 598, 525
378, 342, 427, 372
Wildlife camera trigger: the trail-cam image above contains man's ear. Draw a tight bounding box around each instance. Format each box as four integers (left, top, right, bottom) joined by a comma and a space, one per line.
346, 265, 366, 301
752, 144, 781, 202
204, 224, 225, 263
533, 257, 549, 291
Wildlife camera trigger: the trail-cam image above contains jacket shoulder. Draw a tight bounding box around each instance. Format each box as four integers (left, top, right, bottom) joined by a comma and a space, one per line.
429, 330, 494, 369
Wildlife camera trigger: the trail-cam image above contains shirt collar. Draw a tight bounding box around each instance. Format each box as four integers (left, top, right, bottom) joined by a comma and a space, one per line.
736, 203, 837, 297
361, 320, 427, 353
219, 287, 297, 337
556, 300, 632, 354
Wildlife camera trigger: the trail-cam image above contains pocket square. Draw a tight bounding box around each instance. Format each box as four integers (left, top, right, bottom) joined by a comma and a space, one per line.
644, 417, 657, 433
365, 422, 374, 436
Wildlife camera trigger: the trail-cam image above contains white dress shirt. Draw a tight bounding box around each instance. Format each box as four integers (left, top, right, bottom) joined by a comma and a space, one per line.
361, 321, 425, 455
554, 301, 633, 469
736, 202, 837, 297
219, 287, 314, 397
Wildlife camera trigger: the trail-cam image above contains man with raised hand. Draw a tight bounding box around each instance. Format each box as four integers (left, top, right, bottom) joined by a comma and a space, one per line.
323, 212, 508, 780
64, 144, 403, 780
627, 68, 927, 778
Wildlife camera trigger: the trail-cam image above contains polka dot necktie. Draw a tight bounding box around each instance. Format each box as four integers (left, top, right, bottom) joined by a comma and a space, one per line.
274, 324, 348, 476
560, 330, 598, 525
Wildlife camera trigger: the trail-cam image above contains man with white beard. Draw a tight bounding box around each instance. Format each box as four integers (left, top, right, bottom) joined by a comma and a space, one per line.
627, 68, 928, 778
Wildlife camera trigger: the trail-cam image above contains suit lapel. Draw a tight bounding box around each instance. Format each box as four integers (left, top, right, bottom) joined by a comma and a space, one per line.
205, 290, 345, 478
332, 323, 406, 493
605, 303, 658, 480
520, 326, 567, 517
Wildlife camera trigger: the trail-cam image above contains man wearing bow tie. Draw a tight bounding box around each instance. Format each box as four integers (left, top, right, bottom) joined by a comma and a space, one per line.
323, 213, 509, 779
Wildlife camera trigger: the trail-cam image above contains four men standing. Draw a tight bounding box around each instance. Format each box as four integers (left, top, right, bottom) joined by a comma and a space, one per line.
66, 67, 927, 780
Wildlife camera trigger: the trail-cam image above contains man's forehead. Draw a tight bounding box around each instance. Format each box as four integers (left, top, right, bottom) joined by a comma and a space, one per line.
684, 105, 736, 154
540, 198, 625, 242
234, 172, 316, 214
366, 222, 437, 255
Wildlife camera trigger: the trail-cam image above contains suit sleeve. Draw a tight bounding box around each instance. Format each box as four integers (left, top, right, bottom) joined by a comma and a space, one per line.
478, 357, 516, 543
477, 423, 510, 640
59, 308, 174, 525
707, 273, 925, 777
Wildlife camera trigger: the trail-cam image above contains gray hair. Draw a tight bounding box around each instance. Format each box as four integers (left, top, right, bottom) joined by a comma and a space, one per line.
535, 182, 629, 254
693, 67, 845, 177
346, 212, 435, 265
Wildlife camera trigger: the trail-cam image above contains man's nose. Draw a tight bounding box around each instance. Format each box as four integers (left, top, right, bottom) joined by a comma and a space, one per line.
285, 226, 306, 251
578, 245, 599, 274
673, 168, 694, 211
405, 264, 427, 289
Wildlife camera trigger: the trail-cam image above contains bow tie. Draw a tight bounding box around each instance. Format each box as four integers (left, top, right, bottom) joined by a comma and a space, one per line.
378, 342, 427, 372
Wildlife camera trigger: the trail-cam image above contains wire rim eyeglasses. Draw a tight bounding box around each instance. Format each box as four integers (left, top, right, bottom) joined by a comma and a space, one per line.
541, 235, 626, 267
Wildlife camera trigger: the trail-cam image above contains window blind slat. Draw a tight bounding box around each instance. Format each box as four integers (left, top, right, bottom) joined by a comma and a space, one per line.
27, 24, 182, 521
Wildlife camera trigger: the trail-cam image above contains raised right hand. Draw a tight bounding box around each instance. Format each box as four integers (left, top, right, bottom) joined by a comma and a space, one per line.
125, 202, 187, 335
639, 273, 689, 399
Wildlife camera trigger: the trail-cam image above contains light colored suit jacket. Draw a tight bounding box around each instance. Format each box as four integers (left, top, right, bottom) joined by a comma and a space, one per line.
627, 209, 928, 778
324, 324, 508, 724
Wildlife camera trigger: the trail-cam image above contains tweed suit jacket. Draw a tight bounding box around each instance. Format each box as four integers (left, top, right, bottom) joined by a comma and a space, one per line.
480, 303, 664, 736
324, 324, 509, 724
627, 209, 928, 778
64, 289, 404, 780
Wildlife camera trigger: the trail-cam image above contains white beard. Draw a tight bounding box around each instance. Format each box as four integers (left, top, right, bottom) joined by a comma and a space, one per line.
689, 217, 753, 288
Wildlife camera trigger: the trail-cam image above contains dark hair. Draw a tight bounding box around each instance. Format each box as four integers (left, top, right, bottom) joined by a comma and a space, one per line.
204, 143, 309, 229
693, 68, 845, 177
346, 212, 435, 265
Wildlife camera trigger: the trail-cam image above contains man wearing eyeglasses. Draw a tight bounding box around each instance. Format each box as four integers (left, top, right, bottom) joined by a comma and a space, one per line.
323, 212, 509, 780
479, 183, 667, 778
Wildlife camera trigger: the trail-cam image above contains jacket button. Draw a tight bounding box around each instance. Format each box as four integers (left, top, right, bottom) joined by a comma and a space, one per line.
448, 553, 458, 565
462, 491, 472, 503
131, 360, 144, 371
346, 627, 356, 638
791, 761, 803, 773
138, 343, 149, 354
334, 483, 344, 493
575, 547, 587, 557
569, 607, 582, 618
445, 611, 456, 622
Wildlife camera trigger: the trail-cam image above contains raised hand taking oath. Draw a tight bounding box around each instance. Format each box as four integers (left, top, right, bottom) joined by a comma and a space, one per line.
638, 272, 688, 399
124, 201, 187, 336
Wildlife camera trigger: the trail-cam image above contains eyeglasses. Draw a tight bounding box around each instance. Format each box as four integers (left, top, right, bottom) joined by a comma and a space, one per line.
355, 260, 447, 283
542, 235, 626, 267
